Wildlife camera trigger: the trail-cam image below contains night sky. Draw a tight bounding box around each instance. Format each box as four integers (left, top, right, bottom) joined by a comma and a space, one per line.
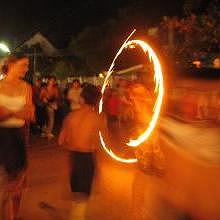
0, 0, 184, 48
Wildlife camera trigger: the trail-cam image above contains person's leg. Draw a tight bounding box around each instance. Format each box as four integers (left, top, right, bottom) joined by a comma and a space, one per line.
69, 153, 93, 219
12, 171, 27, 219
0, 168, 6, 220
46, 106, 55, 138
38, 105, 46, 131
70, 152, 94, 196
69, 152, 76, 193
80, 153, 94, 196
2, 193, 14, 220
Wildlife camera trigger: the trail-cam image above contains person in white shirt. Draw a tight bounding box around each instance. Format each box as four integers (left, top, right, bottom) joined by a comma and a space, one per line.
67, 79, 82, 111
0, 53, 35, 219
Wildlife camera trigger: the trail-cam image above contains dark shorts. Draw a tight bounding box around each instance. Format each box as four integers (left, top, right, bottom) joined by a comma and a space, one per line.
69, 151, 95, 195
0, 127, 27, 177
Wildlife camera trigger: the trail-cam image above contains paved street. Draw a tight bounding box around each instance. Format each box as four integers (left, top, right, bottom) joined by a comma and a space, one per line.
19, 117, 220, 220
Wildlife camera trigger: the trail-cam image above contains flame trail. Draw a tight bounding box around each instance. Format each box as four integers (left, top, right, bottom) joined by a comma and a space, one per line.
99, 30, 164, 163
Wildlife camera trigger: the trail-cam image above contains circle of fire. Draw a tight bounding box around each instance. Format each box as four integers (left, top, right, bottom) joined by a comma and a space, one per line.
99, 30, 164, 164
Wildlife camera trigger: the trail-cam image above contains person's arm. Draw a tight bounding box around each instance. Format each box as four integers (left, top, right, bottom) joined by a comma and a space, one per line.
92, 112, 107, 152
55, 87, 62, 106
58, 113, 72, 147
0, 106, 13, 121
39, 88, 48, 103
26, 85, 35, 122
66, 89, 72, 101
14, 84, 35, 122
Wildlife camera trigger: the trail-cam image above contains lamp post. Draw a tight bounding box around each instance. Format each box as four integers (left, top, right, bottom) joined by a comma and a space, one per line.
0, 43, 10, 80
0, 43, 10, 53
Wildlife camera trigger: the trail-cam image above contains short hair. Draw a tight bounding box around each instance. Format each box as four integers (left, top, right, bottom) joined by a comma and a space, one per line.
47, 75, 56, 81
80, 84, 101, 106
72, 79, 80, 84
81, 82, 89, 88
2, 52, 28, 74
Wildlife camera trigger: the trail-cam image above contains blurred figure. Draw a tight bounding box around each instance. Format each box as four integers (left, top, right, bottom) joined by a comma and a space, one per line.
116, 78, 131, 125
132, 134, 165, 220
105, 89, 120, 135
127, 83, 164, 172
0, 53, 35, 219
196, 93, 208, 120
128, 83, 153, 129
181, 93, 197, 120
217, 90, 220, 122
32, 78, 44, 133
32, 78, 41, 104
40, 76, 60, 139
117, 78, 129, 95
59, 84, 101, 199
67, 79, 82, 111
135, 134, 165, 176
213, 57, 220, 69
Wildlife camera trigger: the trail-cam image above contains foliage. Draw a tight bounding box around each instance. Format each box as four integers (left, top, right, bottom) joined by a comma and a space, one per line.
159, 1, 220, 67
52, 60, 74, 79
183, 0, 208, 15
68, 4, 148, 73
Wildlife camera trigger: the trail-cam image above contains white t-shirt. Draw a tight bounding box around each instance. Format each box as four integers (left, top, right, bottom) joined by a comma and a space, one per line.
67, 87, 82, 110
0, 94, 25, 127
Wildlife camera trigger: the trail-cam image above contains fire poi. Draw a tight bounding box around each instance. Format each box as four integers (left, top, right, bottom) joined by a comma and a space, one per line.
99, 30, 164, 164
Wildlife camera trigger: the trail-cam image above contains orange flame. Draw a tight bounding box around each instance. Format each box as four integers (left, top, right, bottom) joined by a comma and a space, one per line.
126, 40, 164, 147
99, 132, 138, 164
99, 30, 164, 163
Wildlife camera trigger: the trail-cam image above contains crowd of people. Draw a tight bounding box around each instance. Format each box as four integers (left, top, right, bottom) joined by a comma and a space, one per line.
31, 74, 156, 141
0, 52, 164, 219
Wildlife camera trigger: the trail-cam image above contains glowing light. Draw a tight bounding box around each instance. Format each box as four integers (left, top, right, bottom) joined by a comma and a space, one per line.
99, 73, 104, 78
193, 60, 201, 68
0, 74, 4, 80
99, 132, 138, 164
99, 29, 164, 163
0, 43, 10, 53
128, 44, 135, 49
99, 29, 136, 114
126, 40, 164, 147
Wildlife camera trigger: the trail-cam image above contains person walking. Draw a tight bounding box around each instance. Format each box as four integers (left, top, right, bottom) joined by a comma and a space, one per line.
40, 76, 60, 139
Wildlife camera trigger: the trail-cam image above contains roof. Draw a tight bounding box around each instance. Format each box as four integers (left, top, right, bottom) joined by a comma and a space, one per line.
15, 32, 59, 57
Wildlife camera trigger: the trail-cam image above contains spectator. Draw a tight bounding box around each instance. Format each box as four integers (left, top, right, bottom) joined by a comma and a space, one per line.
67, 79, 82, 111
40, 76, 60, 139
0, 53, 35, 219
